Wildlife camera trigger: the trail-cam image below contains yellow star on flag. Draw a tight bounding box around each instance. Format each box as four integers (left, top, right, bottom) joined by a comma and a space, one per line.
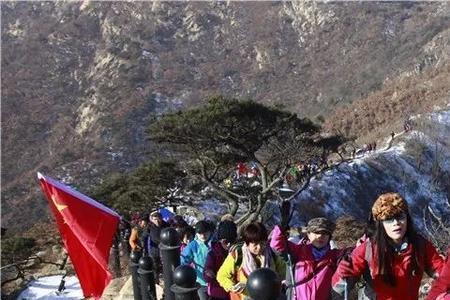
51, 194, 68, 212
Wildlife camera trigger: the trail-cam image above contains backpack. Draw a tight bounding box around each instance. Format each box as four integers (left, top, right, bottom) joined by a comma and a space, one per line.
228, 243, 245, 300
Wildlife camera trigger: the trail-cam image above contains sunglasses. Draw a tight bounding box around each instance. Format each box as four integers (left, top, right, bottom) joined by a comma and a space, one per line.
382, 213, 407, 225
311, 230, 330, 235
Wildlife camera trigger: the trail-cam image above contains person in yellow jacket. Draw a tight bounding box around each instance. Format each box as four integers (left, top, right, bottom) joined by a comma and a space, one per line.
217, 222, 286, 300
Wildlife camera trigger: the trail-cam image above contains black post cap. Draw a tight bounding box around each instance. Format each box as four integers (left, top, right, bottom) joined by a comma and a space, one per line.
173, 265, 197, 288
246, 268, 281, 300
160, 227, 180, 247
130, 250, 141, 263
138, 256, 154, 271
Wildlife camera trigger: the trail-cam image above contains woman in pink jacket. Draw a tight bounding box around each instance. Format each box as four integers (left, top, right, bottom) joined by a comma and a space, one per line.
271, 217, 346, 300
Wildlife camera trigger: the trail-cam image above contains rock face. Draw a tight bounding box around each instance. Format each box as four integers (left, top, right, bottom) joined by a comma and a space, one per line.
1, 1, 450, 231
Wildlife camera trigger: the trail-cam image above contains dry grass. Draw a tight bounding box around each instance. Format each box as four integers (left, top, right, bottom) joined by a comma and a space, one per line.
324, 63, 450, 145
333, 216, 367, 249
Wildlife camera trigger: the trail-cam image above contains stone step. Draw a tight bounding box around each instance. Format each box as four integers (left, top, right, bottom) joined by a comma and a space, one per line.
101, 276, 164, 300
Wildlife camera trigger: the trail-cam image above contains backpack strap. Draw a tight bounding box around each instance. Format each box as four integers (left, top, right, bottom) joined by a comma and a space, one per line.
364, 239, 374, 278
230, 244, 243, 269
287, 249, 339, 289
415, 235, 434, 278
364, 240, 372, 264
231, 245, 276, 269
235, 247, 243, 268
286, 260, 332, 288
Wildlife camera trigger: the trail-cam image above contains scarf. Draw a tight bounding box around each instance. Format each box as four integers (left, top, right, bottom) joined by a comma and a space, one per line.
241, 243, 273, 276
311, 244, 330, 261
389, 238, 408, 254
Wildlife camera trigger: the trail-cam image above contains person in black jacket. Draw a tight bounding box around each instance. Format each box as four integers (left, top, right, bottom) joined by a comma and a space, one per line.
129, 214, 149, 253
147, 211, 168, 282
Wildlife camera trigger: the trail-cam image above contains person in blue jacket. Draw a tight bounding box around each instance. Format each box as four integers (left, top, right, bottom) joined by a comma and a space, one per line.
181, 220, 214, 300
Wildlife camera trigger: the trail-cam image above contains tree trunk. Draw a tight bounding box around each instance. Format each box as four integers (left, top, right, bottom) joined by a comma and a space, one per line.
229, 200, 238, 216
236, 195, 266, 231
338, 151, 345, 162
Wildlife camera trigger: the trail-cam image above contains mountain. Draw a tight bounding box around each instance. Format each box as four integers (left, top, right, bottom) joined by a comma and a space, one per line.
1, 1, 450, 231
292, 110, 450, 228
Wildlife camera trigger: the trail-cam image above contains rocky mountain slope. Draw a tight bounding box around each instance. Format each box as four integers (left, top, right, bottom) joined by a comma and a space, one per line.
2, 1, 450, 231
294, 110, 450, 231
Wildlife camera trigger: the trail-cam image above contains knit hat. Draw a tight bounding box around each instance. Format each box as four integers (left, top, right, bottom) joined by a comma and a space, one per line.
217, 220, 237, 242
169, 215, 188, 228
220, 214, 234, 222
195, 220, 211, 234
372, 192, 408, 221
303, 217, 335, 234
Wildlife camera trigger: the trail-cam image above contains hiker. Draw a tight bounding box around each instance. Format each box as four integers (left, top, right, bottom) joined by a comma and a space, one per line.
204, 220, 238, 300
217, 222, 286, 300
404, 121, 411, 132
332, 214, 377, 300
119, 220, 132, 254
236, 162, 248, 179
147, 211, 168, 282
169, 214, 189, 231
220, 214, 235, 222
180, 225, 196, 252
181, 220, 214, 300
426, 247, 450, 300
129, 213, 149, 253
332, 192, 444, 300
391, 132, 395, 139
270, 209, 349, 300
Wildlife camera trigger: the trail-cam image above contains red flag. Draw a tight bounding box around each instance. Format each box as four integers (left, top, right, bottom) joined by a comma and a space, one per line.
37, 172, 120, 299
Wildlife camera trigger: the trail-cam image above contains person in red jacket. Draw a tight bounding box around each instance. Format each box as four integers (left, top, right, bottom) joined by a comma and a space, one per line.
427, 248, 450, 300
332, 192, 444, 300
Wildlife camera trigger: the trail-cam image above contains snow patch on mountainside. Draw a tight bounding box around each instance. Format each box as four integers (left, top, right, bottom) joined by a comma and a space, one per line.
290, 109, 450, 229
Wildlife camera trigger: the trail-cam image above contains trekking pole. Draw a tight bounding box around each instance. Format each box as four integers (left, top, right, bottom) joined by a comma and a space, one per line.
287, 253, 296, 300
343, 278, 348, 300
59, 253, 68, 270
56, 253, 68, 295
57, 273, 67, 294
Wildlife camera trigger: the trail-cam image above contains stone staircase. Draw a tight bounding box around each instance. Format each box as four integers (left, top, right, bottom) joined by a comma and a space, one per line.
101, 276, 164, 299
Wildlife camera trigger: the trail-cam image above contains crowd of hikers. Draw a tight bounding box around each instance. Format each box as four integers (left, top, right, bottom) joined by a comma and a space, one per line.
126, 192, 449, 300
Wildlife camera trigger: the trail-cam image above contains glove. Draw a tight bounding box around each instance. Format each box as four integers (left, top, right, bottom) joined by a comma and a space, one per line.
336, 256, 354, 278
280, 200, 291, 232
231, 282, 246, 293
